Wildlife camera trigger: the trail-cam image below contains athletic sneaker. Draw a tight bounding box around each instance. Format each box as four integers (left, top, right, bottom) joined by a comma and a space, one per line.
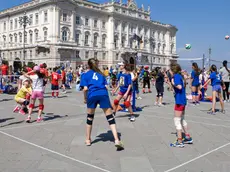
196, 102, 200, 105
158, 103, 164, 107
220, 109, 226, 114
183, 137, 193, 144
25, 116, 31, 123
115, 141, 124, 150
137, 97, 142, 100
13, 106, 20, 113
154, 102, 158, 106
37, 117, 43, 123
227, 100, 230, 103
207, 111, 216, 115
19, 109, 26, 115
130, 115, 136, 122
170, 141, 184, 148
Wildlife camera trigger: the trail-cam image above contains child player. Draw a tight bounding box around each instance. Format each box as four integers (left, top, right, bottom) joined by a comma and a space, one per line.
14, 79, 32, 115
113, 62, 135, 122
51, 68, 62, 98
170, 63, 193, 148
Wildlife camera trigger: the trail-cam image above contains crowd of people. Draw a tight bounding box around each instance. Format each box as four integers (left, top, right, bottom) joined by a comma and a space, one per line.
0, 58, 229, 149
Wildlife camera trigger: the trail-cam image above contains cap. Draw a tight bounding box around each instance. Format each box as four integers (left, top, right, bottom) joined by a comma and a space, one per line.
33, 66, 40, 71
113, 69, 117, 73
117, 62, 125, 66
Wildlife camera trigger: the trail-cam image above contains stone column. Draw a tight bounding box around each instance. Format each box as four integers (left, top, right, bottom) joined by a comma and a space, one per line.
107, 16, 114, 63
126, 23, 129, 47
71, 11, 76, 42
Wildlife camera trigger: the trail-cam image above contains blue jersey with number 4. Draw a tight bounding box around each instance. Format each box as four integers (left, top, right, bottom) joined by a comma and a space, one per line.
81, 70, 108, 99
173, 74, 187, 105
191, 70, 199, 86
209, 72, 222, 86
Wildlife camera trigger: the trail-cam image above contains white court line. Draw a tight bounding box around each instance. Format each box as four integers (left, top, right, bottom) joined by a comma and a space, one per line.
164, 141, 230, 172
0, 130, 111, 172
143, 114, 230, 128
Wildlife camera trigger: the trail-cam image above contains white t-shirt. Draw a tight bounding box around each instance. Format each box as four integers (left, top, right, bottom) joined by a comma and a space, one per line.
130, 72, 135, 80
219, 67, 230, 82
30, 75, 43, 91
19, 75, 28, 83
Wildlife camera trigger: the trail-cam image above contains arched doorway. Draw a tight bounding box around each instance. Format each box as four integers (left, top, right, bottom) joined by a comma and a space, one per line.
130, 57, 135, 71
13, 58, 22, 72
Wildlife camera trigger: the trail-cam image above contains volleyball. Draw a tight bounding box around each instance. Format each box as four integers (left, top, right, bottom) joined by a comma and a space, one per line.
225, 35, 229, 40
185, 44, 191, 50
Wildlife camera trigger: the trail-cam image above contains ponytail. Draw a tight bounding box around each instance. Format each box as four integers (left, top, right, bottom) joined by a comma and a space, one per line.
88, 58, 104, 76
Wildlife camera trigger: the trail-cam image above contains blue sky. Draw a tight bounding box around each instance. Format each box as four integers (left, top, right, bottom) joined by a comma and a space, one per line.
1, 0, 230, 69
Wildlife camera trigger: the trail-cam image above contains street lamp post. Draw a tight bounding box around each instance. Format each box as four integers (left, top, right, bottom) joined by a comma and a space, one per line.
19, 12, 31, 66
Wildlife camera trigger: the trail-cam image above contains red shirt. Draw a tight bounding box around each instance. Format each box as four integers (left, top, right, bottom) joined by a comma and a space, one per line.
1, 64, 8, 75
61, 70, 66, 80
40, 68, 49, 77
51, 72, 61, 86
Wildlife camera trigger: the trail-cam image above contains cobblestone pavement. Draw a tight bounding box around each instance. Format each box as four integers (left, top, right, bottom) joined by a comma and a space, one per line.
1, 86, 230, 172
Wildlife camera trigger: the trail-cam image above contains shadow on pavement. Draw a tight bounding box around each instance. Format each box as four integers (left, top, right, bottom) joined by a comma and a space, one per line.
0, 99, 13, 102
43, 114, 68, 121
91, 130, 122, 145
115, 114, 140, 119
0, 120, 24, 128
0, 117, 14, 124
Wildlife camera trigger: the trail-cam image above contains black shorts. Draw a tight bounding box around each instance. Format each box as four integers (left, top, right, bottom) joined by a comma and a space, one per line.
51, 84, 59, 90
156, 84, 164, 93
43, 80, 47, 86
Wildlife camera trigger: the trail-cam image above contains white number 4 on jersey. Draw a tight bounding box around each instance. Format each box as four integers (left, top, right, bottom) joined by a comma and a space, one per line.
93, 73, 98, 80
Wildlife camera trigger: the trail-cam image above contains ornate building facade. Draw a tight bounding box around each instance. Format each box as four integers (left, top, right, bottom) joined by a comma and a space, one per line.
0, 0, 178, 69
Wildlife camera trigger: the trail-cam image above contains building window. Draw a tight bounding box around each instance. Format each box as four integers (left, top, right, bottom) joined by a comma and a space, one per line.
76, 50, 80, 58
102, 21, 105, 29
94, 52, 97, 59
19, 34, 22, 43
44, 30, 47, 41
10, 52, 12, 60
3, 22, 6, 31
35, 13, 39, 24
10, 20, 13, 30
30, 32, 33, 43
25, 51, 27, 59
62, 30, 67, 41
24, 32, 27, 43
85, 18, 89, 26
102, 52, 106, 60
76, 16, 80, 25
75, 33, 79, 44
158, 58, 160, 63
14, 34, 17, 43
94, 19, 97, 28
63, 13, 67, 22
102, 36, 106, 48
44, 11, 48, 22
30, 14, 33, 25
114, 36, 118, 49
115, 53, 119, 60
122, 37, 125, 47
14, 52, 17, 58
19, 51, 21, 58
10, 35, 13, 47
93, 33, 98, 47
15, 19, 17, 29
2, 53, 4, 58
30, 50, 32, 59
115, 22, 118, 31
35, 32, 38, 41
122, 24, 125, 32
85, 51, 89, 59
163, 58, 165, 64
85, 33, 89, 46
163, 44, 165, 54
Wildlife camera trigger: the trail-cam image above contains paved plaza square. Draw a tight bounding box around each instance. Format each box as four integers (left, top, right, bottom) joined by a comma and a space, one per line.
1, 87, 230, 172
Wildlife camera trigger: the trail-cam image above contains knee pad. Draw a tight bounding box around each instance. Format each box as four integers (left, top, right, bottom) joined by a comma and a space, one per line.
29, 104, 34, 109
114, 99, 119, 105
86, 114, 94, 125
39, 104, 44, 111
174, 117, 182, 130
156, 93, 160, 97
191, 92, 196, 96
181, 116, 187, 127
23, 100, 29, 106
194, 92, 199, 96
106, 114, 116, 125
124, 101, 131, 108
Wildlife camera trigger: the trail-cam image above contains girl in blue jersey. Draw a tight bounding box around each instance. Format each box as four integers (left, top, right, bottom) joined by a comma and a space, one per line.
81, 58, 124, 150
190, 62, 200, 105
113, 62, 135, 122
202, 65, 225, 114
170, 63, 193, 148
